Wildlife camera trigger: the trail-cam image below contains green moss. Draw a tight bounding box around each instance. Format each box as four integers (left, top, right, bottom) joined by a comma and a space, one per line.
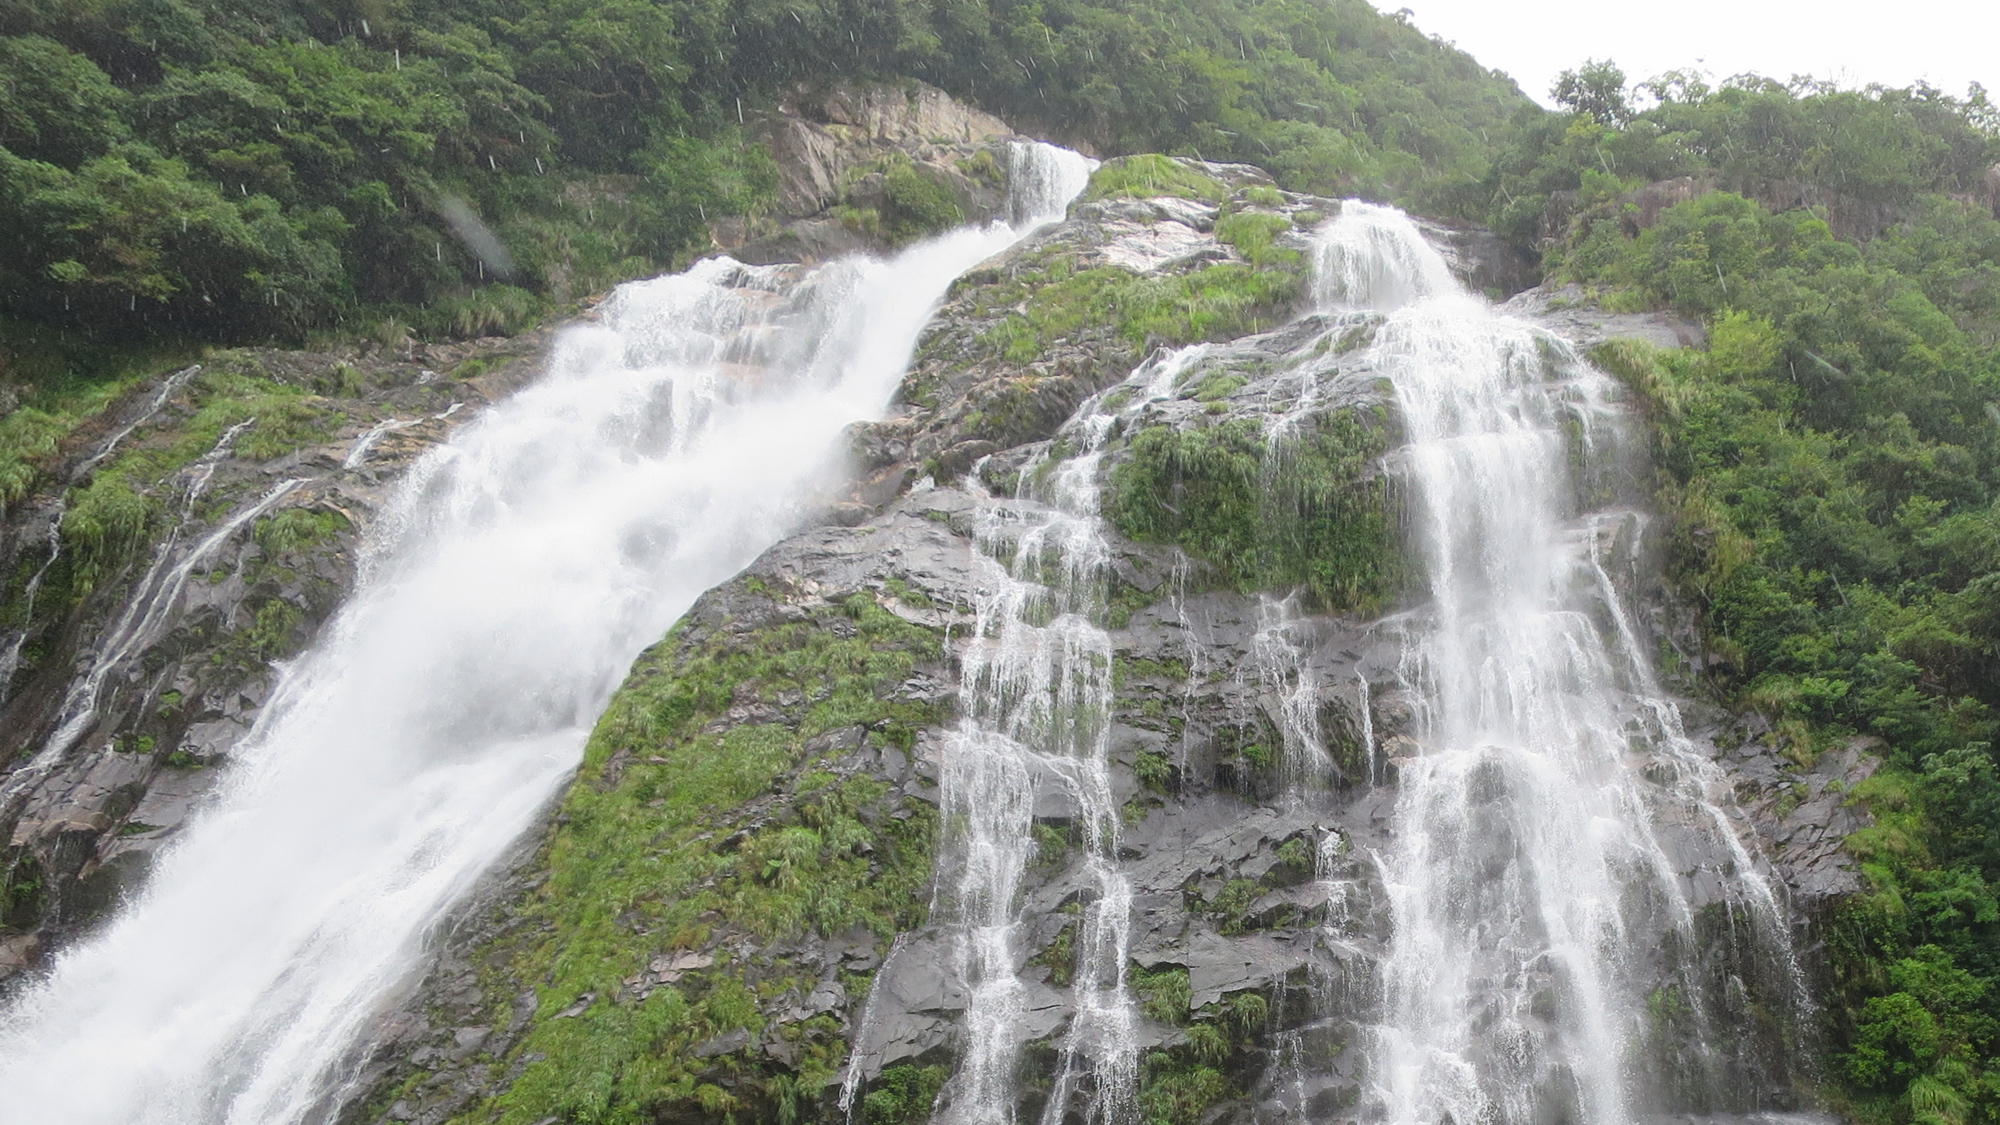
0, 851, 48, 931
956, 149, 1002, 188
464, 593, 945, 1125
979, 260, 1302, 364
1085, 155, 1227, 204
1206, 878, 1265, 935
1028, 906, 1078, 985
60, 470, 153, 596
0, 406, 73, 510
1214, 210, 1298, 268
1192, 372, 1246, 402
253, 508, 350, 556
1107, 413, 1400, 612
879, 162, 965, 246
861, 1064, 949, 1125
1133, 965, 1192, 1024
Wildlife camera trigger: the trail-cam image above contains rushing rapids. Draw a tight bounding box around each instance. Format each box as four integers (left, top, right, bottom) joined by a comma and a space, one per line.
0, 143, 1090, 1125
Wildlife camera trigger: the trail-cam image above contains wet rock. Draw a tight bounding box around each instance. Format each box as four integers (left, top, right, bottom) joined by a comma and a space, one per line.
0, 333, 550, 980
1503, 284, 1708, 351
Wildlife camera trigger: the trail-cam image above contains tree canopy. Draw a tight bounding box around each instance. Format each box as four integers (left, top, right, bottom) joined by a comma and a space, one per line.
0, 0, 1526, 353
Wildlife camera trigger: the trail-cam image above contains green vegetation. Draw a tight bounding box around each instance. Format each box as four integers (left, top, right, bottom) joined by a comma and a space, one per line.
1108, 411, 1399, 612
1085, 154, 1228, 204
0, 0, 1524, 359
459, 589, 942, 1125
253, 507, 349, 556
1126, 965, 1279, 1125
878, 160, 966, 247
0, 0, 781, 350
965, 187, 1310, 369
1519, 67, 2000, 1125
860, 1064, 949, 1125
1482, 66, 2000, 262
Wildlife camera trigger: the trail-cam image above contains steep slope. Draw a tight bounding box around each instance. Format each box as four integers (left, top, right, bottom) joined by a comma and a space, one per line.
0, 91, 1042, 981
338, 163, 1830, 1125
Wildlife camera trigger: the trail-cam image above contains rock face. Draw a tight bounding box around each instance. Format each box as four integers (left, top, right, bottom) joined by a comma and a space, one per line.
725, 81, 1033, 265
762, 83, 1016, 217
0, 333, 550, 978
0, 147, 1862, 1125
1502, 283, 1709, 350
334, 184, 1820, 1125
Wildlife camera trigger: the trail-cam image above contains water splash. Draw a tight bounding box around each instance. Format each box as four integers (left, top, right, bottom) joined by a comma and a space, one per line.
0, 142, 1092, 1125
1310, 202, 1456, 313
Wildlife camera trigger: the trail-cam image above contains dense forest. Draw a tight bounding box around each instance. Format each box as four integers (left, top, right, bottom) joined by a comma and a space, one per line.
3, 2, 1999, 1123
0, 0, 1523, 351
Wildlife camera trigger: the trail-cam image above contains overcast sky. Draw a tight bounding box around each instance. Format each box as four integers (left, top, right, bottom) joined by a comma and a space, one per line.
1372, 0, 2000, 107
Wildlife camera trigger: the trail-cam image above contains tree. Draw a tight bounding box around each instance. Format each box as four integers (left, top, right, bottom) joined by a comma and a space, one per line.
1552, 58, 1630, 125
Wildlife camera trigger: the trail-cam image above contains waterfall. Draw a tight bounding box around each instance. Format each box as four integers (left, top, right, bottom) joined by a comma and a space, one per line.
1315, 202, 1799, 1125
0, 142, 1091, 1125
936, 343, 1208, 1125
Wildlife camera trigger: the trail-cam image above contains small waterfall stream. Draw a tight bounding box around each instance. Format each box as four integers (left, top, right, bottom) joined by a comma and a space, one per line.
937, 342, 1222, 1125
0, 143, 1090, 1125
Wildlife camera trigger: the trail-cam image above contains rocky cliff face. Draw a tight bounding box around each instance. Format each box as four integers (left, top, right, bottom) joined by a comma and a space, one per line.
725, 81, 1039, 265
0, 107, 1871, 1125
0, 80, 1047, 983
330, 166, 1849, 1125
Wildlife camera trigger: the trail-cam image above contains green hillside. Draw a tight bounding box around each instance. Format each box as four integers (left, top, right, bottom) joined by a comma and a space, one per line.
0, 0, 1524, 354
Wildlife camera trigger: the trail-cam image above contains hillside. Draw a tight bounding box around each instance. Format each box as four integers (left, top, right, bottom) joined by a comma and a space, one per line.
0, 13, 1998, 1125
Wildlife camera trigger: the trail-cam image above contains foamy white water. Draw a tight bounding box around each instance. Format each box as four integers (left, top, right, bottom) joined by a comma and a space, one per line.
0, 142, 1091, 1125
1314, 201, 1796, 1125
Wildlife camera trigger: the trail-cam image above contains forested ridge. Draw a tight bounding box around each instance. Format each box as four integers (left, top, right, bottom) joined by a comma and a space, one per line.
0, 0, 1522, 350
3, 3, 2000, 1123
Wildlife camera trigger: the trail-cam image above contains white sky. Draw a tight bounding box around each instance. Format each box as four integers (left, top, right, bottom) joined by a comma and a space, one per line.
1372, 0, 2000, 107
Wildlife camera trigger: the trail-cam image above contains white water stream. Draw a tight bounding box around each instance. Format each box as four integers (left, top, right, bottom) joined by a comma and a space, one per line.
1318, 202, 1794, 1125
0, 143, 1090, 1125
937, 342, 1218, 1125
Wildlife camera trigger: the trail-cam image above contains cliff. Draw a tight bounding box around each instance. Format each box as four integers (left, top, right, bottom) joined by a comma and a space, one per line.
0, 102, 1871, 1125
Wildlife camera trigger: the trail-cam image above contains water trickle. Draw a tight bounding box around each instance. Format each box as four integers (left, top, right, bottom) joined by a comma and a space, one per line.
0, 142, 1091, 1125
1310, 201, 1801, 1125
935, 346, 1210, 1125
0, 364, 203, 705
1249, 596, 1337, 796
0, 510, 64, 702
4, 421, 287, 818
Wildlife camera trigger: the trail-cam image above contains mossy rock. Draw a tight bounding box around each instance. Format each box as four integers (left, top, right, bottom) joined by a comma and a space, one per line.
1086, 155, 1229, 204
1107, 409, 1401, 613
436, 587, 948, 1125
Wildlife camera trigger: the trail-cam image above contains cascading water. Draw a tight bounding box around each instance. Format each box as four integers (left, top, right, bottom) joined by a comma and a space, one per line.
1314, 202, 1799, 1125
0, 364, 203, 703
0, 142, 1091, 1125
933, 343, 1213, 1125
